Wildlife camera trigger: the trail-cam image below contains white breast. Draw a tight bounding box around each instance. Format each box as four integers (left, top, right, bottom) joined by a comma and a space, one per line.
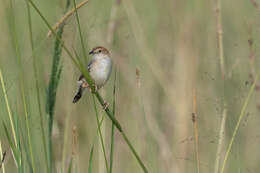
89, 55, 112, 88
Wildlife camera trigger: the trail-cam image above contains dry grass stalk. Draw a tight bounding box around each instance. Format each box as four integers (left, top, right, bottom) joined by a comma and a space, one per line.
215, 0, 225, 80
72, 126, 78, 157
47, 0, 89, 37
71, 126, 79, 172
214, 0, 227, 173
192, 89, 200, 173
214, 108, 227, 173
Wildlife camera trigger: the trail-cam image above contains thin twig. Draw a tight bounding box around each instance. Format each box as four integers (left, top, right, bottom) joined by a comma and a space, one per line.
47, 0, 89, 37
192, 89, 200, 173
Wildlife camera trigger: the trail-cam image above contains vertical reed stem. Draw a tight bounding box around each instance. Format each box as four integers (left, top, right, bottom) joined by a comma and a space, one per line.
214, 0, 227, 173
192, 89, 200, 173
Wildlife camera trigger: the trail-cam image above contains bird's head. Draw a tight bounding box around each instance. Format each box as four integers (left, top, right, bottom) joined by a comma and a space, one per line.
89, 46, 110, 56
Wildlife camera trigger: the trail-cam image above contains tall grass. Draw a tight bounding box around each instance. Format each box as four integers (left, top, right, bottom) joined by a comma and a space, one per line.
8, 0, 36, 172
109, 70, 117, 173
46, 0, 71, 171
25, 0, 48, 171
2, 0, 260, 172
92, 95, 109, 172
27, 0, 148, 172
46, 25, 64, 172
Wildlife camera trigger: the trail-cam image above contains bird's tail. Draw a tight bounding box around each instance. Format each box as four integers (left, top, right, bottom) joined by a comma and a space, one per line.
73, 86, 84, 103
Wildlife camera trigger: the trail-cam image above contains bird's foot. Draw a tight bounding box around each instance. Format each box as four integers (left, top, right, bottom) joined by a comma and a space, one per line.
88, 85, 98, 93
82, 81, 89, 88
103, 101, 109, 110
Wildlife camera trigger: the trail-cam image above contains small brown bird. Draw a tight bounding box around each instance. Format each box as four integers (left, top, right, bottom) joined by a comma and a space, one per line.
73, 46, 112, 103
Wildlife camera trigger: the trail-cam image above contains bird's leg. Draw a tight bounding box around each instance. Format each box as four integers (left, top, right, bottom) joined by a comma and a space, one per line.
82, 81, 89, 88
87, 85, 98, 93
103, 101, 109, 110
82, 82, 97, 93
93, 85, 98, 93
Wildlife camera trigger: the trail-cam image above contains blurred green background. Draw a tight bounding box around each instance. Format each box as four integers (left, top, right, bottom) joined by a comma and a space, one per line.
0, 0, 260, 172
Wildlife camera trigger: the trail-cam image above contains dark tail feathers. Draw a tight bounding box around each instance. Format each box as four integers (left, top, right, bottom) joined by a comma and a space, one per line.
73, 87, 83, 103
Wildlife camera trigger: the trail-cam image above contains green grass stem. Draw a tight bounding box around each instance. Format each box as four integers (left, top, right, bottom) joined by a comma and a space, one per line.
92, 95, 109, 173
88, 146, 94, 173
72, 0, 88, 64
109, 70, 117, 173
9, 1, 36, 171
46, 1, 71, 172
0, 69, 18, 148
220, 71, 260, 173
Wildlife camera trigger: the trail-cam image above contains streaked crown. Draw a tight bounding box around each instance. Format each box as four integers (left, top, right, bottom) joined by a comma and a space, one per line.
89, 46, 110, 55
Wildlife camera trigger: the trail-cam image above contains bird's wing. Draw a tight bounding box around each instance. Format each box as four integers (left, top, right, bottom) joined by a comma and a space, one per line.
77, 58, 96, 82
87, 58, 96, 72
78, 74, 84, 81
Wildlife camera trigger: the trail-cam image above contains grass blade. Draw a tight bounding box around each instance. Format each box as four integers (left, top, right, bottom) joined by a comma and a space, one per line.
9, 0, 36, 171
72, 0, 88, 64
46, 2, 71, 171
67, 159, 73, 173
0, 141, 6, 173
46, 15, 64, 173
88, 146, 94, 173
3, 122, 18, 164
220, 71, 260, 173
92, 95, 109, 173
0, 69, 18, 148
25, 1, 48, 171
109, 70, 117, 173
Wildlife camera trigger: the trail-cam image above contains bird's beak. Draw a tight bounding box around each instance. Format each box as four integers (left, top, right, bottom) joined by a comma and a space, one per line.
89, 50, 94, 55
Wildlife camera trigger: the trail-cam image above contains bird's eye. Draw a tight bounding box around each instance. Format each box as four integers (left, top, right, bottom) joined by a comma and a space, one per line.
98, 50, 102, 53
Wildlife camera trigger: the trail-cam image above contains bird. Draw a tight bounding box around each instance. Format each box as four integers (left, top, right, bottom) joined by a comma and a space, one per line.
73, 46, 112, 103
